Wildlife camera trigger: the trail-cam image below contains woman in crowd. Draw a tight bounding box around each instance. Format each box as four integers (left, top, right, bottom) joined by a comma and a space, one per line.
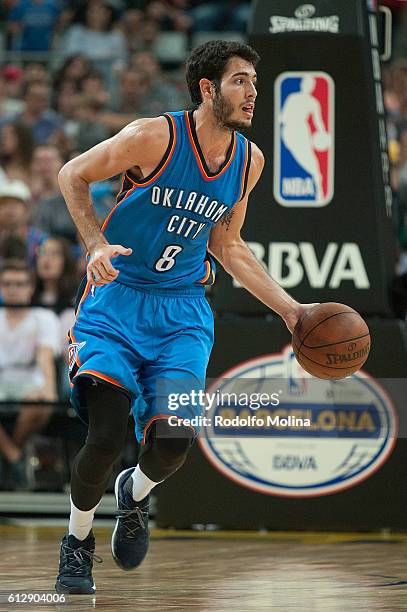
0, 121, 34, 184
61, 0, 127, 89
53, 55, 92, 95
33, 236, 79, 314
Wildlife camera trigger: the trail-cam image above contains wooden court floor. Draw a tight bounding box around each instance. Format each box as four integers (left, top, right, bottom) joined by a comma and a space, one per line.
1, 525, 407, 611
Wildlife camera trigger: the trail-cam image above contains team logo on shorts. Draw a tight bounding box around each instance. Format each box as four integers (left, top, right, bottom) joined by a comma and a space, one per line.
274, 72, 335, 207
199, 346, 396, 497
68, 341, 86, 373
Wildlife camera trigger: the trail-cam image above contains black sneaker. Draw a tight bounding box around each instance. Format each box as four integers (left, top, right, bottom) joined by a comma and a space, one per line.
55, 531, 102, 594
111, 467, 150, 571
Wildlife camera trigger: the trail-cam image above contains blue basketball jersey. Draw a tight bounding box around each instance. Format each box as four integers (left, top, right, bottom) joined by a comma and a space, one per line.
102, 110, 251, 289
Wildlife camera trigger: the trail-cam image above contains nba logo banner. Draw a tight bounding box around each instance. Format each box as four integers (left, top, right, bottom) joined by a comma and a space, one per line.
274, 72, 335, 207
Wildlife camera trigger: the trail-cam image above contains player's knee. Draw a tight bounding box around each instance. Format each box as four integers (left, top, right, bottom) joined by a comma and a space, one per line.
86, 435, 124, 465
153, 422, 194, 468
155, 437, 191, 467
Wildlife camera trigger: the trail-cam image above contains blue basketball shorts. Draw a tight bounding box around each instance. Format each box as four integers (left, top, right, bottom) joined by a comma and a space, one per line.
68, 281, 214, 443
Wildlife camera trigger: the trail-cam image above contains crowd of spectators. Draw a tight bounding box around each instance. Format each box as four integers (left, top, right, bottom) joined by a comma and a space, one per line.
0, 0, 406, 489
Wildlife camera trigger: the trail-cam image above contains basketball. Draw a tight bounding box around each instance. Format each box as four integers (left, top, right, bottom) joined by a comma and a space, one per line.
292, 303, 371, 379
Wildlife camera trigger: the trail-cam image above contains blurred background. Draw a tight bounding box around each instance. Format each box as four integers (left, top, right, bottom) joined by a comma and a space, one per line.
0, 0, 406, 514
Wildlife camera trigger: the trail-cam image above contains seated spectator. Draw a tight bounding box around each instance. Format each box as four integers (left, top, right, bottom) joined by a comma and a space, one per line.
31, 145, 78, 242
54, 80, 78, 120
109, 67, 150, 114
118, 15, 159, 55
0, 235, 27, 265
111, 64, 186, 116
61, 0, 127, 88
22, 63, 51, 87
33, 237, 79, 313
53, 54, 92, 95
145, 0, 191, 32
2, 81, 65, 145
188, 0, 250, 33
0, 64, 25, 122
120, 8, 145, 54
0, 121, 34, 183
130, 50, 188, 109
0, 260, 60, 489
0, 180, 48, 266
7, 0, 63, 52
136, 17, 159, 52
79, 70, 111, 107
75, 94, 111, 152
0, 73, 24, 120
1, 65, 24, 110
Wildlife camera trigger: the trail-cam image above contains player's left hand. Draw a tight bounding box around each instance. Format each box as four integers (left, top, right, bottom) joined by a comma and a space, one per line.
283, 303, 319, 334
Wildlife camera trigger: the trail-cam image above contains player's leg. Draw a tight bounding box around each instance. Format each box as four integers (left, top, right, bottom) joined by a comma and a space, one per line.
70, 378, 130, 533
56, 378, 131, 594
56, 280, 143, 590
111, 418, 194, 570
112, 288, 213, 571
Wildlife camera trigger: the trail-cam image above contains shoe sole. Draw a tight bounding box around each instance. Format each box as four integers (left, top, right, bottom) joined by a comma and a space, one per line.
55, 580, 96, 594
111, 467, 136, 571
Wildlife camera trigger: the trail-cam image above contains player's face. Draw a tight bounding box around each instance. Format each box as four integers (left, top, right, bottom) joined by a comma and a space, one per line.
213, 57, 257, 130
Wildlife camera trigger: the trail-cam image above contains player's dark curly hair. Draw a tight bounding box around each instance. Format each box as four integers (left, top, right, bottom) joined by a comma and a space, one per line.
186, 40, 260, 108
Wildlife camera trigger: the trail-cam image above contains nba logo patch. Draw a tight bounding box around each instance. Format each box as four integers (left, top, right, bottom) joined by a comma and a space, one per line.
274, 71, 335, 207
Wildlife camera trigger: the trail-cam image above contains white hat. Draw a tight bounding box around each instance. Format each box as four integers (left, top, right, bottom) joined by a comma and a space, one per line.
0, 179, 31, 203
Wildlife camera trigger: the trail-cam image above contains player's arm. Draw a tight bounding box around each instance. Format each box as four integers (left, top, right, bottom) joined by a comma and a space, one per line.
58, 117, 169, 286
208, 144, 306, 332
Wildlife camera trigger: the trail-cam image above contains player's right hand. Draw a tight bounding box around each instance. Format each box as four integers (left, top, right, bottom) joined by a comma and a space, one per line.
87, 243, 132, 286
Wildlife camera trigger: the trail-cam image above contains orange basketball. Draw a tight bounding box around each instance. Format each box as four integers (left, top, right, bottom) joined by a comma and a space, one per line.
292, 302, 371, 379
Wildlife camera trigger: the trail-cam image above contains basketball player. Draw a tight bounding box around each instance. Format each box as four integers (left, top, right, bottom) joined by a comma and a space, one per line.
55, 41, 309, 594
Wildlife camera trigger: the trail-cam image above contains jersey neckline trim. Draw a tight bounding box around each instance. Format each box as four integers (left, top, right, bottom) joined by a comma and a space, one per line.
185, 110, 236, 181
239, 139, 251, 201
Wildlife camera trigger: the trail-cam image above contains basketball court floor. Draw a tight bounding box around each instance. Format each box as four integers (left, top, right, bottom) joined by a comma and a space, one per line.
1, 524, 406, 611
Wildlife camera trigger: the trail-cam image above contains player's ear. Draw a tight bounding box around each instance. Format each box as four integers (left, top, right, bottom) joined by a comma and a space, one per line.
199, 78, 213, 102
